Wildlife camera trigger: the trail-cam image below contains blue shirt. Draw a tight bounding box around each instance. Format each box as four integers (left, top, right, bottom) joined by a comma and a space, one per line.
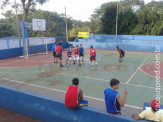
52, 44, 56, 52
79, 47, 84, 53
104, 88, 121, 113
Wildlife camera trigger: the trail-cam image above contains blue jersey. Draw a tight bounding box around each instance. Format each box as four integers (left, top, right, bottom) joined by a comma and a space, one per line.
67, 47, 72, 56
52, 44, 56, 52
104, 88, 121, 113
79, 47, 84, 53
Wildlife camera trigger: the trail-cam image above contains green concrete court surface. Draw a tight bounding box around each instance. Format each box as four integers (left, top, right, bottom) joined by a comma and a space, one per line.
0, 49, 162, 109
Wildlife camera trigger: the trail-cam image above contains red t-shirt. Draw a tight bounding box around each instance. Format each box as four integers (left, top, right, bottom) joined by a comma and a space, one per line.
56, 45, 62, 55
65, 85, 78, 107
74, 48, 79, 55
90, 48, 96, 56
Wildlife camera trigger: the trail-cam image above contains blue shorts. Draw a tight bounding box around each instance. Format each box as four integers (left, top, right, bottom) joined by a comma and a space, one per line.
79, 100, 88, 107
66, 100, 88, 110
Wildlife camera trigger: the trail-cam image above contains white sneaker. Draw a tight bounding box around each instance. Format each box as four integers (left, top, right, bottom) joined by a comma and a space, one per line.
91, 63, 94, 66
95, 62, 98, 65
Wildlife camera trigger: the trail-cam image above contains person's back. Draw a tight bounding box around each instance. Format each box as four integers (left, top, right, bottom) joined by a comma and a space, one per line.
90, 48, 96, 56
56, 45, 62, 55
65, 85, 79, 108
65, 78, 88, 109
104, 88, 121, 113
104, 78, 127, 115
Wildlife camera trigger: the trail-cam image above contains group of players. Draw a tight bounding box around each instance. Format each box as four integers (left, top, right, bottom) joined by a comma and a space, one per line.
52, 42, 125, 67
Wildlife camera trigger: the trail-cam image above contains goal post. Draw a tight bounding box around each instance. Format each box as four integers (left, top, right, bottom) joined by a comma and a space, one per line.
20, 37, 48, 58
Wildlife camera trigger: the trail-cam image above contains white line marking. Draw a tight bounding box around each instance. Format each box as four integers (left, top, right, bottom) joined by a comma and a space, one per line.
57, 72, 163, 90
0, 68, 162, 90
0, 77, 142, 109
126, 58, 147, 84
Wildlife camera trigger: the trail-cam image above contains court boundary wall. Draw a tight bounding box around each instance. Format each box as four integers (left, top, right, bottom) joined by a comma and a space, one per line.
0, 85, 147, 122
0, 37, 69, 59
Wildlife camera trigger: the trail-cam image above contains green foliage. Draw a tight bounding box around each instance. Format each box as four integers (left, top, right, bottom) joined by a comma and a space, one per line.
90, 0, 163, 35
1, 0, 163, 38
0, 18, 18, 38
0, 9, 90, 38
69, 20, 90, 37
27, 10, 70, 37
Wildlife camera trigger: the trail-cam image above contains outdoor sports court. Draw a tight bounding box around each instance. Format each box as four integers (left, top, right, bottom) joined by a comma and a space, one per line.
0, 49, 162, 116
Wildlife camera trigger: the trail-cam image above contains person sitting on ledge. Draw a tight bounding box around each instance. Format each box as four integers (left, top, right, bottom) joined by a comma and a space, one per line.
65, 78, 88, 109
104, 78, 127, 115
132, 100, 163, 122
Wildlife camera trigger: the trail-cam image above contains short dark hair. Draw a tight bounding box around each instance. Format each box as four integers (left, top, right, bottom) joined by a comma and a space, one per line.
70, 44, 73, 47
59, 43, 61, 45
54, 42, 57, 44
90, 45, 93, 48
110, 79, 120, 87
116, 46, 119, 48
72, 78, 79, 86
76, 45, 79, 47
80, 44, 82, 46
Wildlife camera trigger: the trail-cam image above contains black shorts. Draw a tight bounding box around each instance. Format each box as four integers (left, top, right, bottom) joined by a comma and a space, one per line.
56, 55, 62, 60
90, 55, 96, 60
121, 51, 125, 57
53, 52, 56, 57
79, 53, 84, 57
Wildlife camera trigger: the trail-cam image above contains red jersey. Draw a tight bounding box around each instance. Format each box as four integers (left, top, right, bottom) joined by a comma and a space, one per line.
56, 45, 61, 52
90, 48, 96, 56
65, 85, 78, 107
74, 48, 79, 55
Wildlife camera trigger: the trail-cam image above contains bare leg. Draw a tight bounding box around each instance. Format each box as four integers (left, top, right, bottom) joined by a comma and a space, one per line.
79, 59, 81, 66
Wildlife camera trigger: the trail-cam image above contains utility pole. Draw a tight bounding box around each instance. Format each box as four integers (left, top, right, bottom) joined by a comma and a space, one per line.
115, 1, 119, 43
65, 7, 68, 42
14, 0, 21, 47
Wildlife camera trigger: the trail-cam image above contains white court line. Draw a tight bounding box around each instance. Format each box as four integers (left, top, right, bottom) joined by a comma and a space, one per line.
126, 58, 147, 84
0, 77, 142, 110
0, 66, 162, 90
57, 72, 163, 90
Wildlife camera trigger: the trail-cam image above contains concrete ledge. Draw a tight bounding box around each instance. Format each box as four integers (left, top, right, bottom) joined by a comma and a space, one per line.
0, 85, 146, 122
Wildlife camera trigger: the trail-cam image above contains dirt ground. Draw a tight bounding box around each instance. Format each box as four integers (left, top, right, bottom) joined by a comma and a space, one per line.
0, 108, 39, 122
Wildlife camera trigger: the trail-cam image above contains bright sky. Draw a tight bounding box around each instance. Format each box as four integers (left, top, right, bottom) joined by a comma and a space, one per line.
0, 0, 160, 21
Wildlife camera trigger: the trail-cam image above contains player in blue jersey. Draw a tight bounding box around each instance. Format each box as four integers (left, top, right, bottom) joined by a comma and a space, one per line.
79, 44, 84, 61
104, 79, 127, 115
52, 42, 58, 63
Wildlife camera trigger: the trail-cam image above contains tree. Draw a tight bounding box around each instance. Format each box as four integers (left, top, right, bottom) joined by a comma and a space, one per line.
0, 19, 15, 38
133, 1, 163, 35
1, 0, 49, 21
69, 20, 90, 37
118, 9, 138, 34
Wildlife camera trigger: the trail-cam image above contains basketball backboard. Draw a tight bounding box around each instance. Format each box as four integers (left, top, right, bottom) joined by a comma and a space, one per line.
32, 19, 46, 31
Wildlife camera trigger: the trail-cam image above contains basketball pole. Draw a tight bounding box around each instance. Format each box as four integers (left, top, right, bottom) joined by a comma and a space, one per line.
14, 0, 21, 47
64, 7, 69, 42
115, 0, 119, 43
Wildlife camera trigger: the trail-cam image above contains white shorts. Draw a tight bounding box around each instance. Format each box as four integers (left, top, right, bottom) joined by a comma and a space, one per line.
73, 55, 80, 60
67, 56, 72, 60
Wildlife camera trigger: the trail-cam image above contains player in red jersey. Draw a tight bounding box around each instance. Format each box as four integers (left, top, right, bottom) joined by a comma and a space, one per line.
66, 44, 73, 66
73, 45, 81, 66
90, 45, 98, 66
